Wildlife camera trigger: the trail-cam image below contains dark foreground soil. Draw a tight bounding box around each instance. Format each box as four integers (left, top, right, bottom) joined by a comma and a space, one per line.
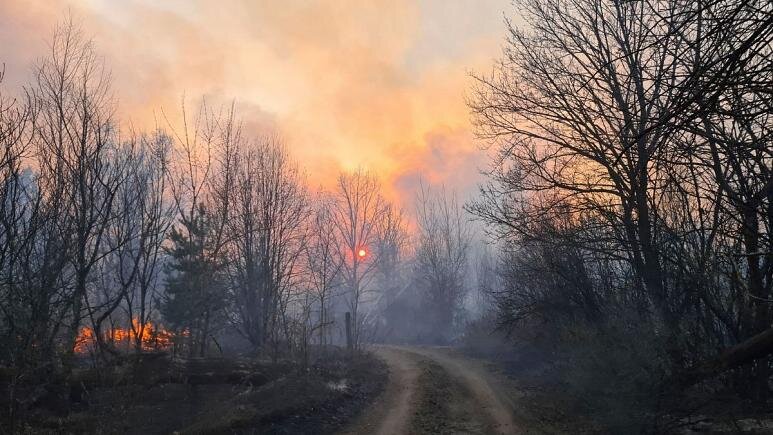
1, 349, 387, 434
459, 343, 773, 434
410, 359, 456, 434
410, 358, 498, 434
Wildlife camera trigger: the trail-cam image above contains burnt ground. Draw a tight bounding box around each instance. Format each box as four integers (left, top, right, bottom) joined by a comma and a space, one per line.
0, 349, 387, 434
468, 351, 601, 434
458, 344, 773, 434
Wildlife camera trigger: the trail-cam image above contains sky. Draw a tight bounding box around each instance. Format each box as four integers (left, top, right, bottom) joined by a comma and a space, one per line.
0, 0, 509, 205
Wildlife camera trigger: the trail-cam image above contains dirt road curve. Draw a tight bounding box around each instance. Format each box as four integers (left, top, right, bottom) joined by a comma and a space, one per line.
341, 345, 518, 435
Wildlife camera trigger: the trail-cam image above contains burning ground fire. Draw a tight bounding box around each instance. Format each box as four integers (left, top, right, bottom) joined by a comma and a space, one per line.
74, 318, 178, 353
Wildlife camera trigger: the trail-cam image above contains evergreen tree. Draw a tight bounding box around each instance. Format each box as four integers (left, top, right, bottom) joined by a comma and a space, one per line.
161, 205, 225, 356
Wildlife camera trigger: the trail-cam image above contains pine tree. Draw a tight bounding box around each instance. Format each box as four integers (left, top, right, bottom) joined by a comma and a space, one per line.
161, 205, 225, 356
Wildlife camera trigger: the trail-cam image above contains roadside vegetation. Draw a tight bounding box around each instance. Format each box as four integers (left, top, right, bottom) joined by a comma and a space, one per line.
2, 347, 385, 433
465, 0, 773, 430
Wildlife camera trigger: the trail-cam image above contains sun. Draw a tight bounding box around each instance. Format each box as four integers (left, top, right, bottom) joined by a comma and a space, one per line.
357, 248, 367, 258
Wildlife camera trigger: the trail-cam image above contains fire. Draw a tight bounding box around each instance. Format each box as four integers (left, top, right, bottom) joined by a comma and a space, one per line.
74, 318, 177, 354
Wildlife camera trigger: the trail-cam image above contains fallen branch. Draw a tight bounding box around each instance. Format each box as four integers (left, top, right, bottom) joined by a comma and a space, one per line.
678, 327, 773, 387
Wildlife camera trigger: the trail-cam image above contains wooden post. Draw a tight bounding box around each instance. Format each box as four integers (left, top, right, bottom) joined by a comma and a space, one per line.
345, 312, 353, 353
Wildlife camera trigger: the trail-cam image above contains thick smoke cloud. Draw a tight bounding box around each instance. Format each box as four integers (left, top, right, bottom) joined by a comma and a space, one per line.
0, 0, 505, 203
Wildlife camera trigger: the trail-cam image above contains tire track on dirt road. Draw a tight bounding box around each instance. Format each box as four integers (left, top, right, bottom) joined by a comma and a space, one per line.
341, 346, 421, 435
341, 345, 518, 435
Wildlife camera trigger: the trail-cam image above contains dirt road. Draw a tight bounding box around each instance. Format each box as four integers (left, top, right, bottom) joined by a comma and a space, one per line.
342, 345, 518, 435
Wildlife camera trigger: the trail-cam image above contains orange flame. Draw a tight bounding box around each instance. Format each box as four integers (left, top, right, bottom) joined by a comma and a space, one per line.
74, 318, 178, 354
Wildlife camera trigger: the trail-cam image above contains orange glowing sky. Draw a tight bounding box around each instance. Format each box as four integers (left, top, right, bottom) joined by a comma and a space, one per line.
0, 0, 508, 203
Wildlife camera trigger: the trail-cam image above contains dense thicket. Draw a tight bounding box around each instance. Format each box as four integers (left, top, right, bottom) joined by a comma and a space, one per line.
469, 0, 772, 428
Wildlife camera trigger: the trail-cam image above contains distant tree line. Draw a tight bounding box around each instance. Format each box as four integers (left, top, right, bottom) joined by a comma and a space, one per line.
0, 16, 475, 399
469, 0, 772, 428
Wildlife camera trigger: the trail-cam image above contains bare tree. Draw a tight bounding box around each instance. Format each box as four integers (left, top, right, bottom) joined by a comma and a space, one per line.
414, 184, 471, 343
469, 0, 700, 325
374, 204, 408, 308
331, 169, 387, 349
220, 135, 309, 354
0, 64, 58, 370
305, 195, 343, 348
82, 131, 174, 355
683, 0, 773, 398
32, 19, 126, 367
122, 132, 175, 352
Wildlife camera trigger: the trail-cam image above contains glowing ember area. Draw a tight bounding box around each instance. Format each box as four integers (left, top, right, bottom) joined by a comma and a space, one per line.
74, 319, 176, 353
